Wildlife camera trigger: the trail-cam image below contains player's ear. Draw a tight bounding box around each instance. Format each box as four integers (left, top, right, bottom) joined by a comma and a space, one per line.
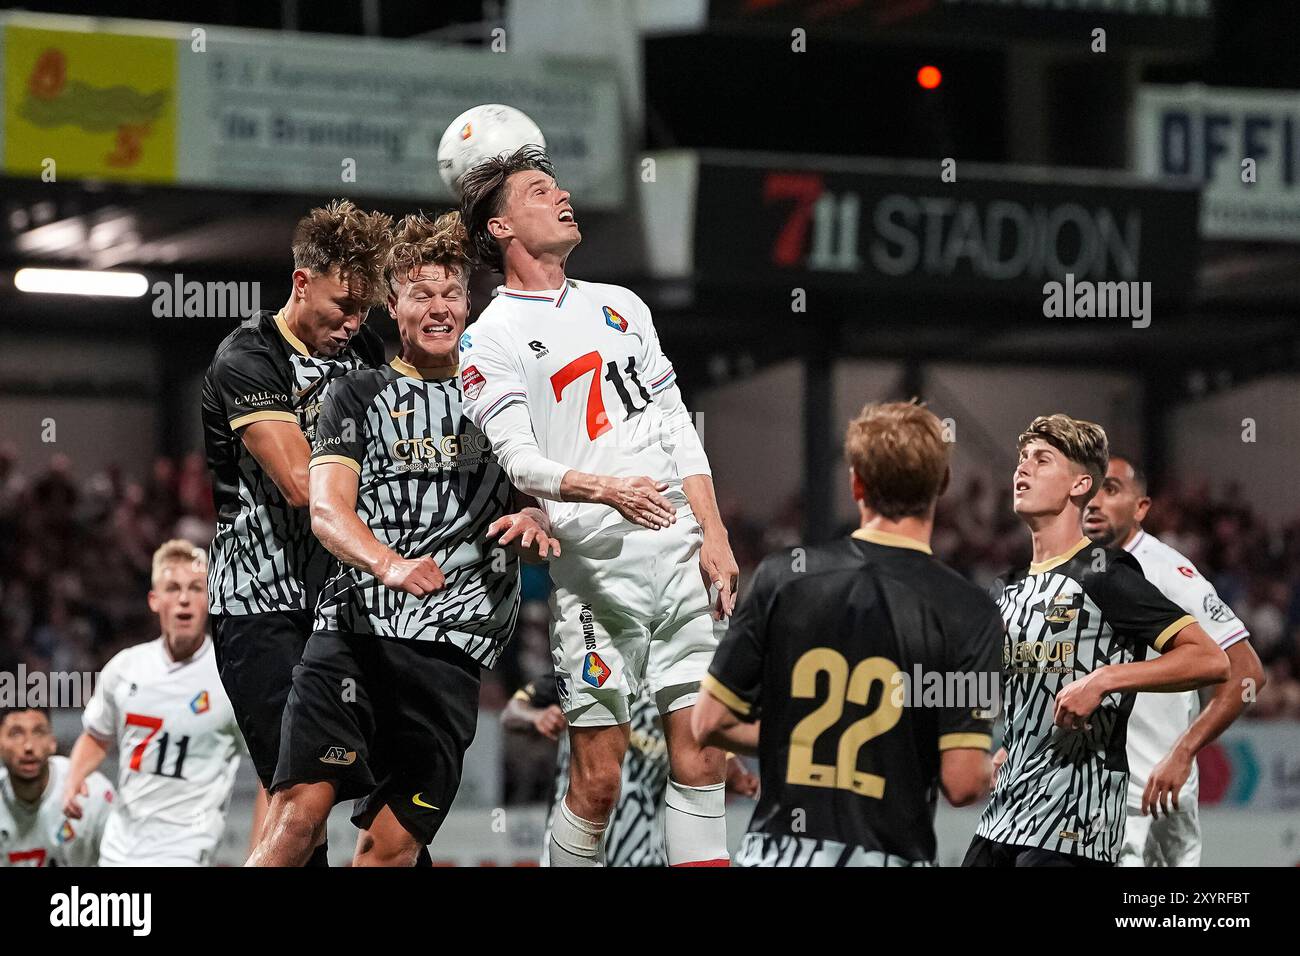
488, 215, 511, 241
1072, 470, 1093, 499
146, 590, 160, 614
849, 466, 865, 503
1135, 494, 1152, 523
291, 268, 311, 300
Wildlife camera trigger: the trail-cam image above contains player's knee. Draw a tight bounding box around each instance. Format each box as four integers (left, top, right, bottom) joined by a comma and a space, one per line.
668, 741, 726, 788
272, 808, 321, 854
355, 835, 421, 867
569, 763, 622, 818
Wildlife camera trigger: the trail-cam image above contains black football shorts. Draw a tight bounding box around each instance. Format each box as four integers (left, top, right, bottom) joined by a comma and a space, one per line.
272, 630, 481, 846
212, 609, 313, 788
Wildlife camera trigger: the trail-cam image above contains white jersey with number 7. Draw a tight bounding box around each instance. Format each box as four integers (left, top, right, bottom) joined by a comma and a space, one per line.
82, 637, 240, 846
459, 279, 709, 544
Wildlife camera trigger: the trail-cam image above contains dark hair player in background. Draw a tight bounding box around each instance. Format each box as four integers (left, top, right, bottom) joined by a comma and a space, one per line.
1083, 453, 1264, 866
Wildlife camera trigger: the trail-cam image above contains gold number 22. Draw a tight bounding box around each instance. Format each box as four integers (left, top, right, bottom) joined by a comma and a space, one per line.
786, 649, 902, 798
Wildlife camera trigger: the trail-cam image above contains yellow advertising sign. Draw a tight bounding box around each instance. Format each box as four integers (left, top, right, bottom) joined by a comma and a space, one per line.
3, 25, 177, 182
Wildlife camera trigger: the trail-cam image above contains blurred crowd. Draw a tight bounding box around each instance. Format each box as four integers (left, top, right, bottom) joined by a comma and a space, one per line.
3, 448, 1299, 724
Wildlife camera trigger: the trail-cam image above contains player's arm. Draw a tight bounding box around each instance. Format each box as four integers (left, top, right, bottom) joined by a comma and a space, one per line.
309, 377, 443, 596
1055, 563, 1229, 730
241, 420, 312, 508
78, 778, 116, 866
692, 691, 759, 755
489, 490, 561, 563
483, 403, 676, 529
683, 474, 740, 619
65, 657, 120, 820
937, 603, 1002, 806
940, 750, 991, 807
62, 732, 111, 820
1144, 638, 1265, 818
501, 682, 567, 740
693, 553, 781, 755
462, 332, 676, 529
310, 461, 444, 597
638, 305, 736, 611
213, 341, 310, 507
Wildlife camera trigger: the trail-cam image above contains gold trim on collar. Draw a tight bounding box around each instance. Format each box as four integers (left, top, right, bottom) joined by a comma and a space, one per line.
851, 527, 933, 555
274, 309, 310, 357
1029, 537, 1091, 575
391, 356, 459, 380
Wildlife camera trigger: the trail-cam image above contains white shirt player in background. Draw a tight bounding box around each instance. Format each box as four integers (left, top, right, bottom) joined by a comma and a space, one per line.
0, 708, 114, 866
457, 146, 740, 867
62, 540, 242, 866
1084, 455, 1266, 866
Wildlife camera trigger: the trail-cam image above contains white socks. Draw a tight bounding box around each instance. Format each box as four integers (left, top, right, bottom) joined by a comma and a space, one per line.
664, 779, 729, 867
547, 798, 606, 867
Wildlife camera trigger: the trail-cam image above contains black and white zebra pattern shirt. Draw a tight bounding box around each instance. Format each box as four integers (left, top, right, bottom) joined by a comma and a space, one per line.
202, 310, 382, 616
309, 357, 519, 666
976, 539, 1194, 863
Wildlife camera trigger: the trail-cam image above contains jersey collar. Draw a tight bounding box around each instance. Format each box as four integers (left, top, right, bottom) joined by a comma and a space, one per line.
1123, 529, 1146, 553
274, 309, 310, 357
391, 356, 458, 380
159, 634, 211, 670
496, 279, 575, 308
1029, 537, 1091, 575
851, 527, 933, 555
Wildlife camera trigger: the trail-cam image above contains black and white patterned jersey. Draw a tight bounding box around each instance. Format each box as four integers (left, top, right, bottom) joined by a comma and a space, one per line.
526, 680, 668, 867
976, 538, 1195, 863
309, 357, 519, 666
707, 529, 1004, 866
201, 309, 383, 616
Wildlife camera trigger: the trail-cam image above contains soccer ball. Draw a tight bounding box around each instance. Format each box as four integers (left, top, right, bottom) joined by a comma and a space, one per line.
437, 104, 547, 196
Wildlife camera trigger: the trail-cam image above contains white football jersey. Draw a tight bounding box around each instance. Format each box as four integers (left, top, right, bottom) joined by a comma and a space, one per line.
460, 279, 703, 544
82, 636, 240, 832
1124, 530, 1249, 806
0, 755, 115, 867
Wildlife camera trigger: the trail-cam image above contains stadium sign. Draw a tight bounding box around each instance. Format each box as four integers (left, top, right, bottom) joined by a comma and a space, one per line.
0, 13, 625, 207
1135, 85, 1300, 242
693, 155, 1199, 300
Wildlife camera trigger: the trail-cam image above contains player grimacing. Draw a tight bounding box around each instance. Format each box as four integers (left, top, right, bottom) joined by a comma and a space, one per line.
458, 147, 738, 866
1083, 454, 1264, 866
967, 416, 1229, 867
249, 212, 557, 866
201, 201, 390, 864
694, 402, 1002, 866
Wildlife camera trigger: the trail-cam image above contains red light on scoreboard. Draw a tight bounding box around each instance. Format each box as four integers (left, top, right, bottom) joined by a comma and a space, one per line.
917, 65, 942, 90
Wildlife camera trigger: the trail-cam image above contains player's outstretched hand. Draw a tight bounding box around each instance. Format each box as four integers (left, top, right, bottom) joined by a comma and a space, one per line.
489, 510, 562, 560
62, 780, 88, 820
380, 555, 446, 596
1142, 748, 1192, 819
532, 704, 567, 741
699, 532, 740, 619
601, 476, 676, 530
1052, 670, 1104, 732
